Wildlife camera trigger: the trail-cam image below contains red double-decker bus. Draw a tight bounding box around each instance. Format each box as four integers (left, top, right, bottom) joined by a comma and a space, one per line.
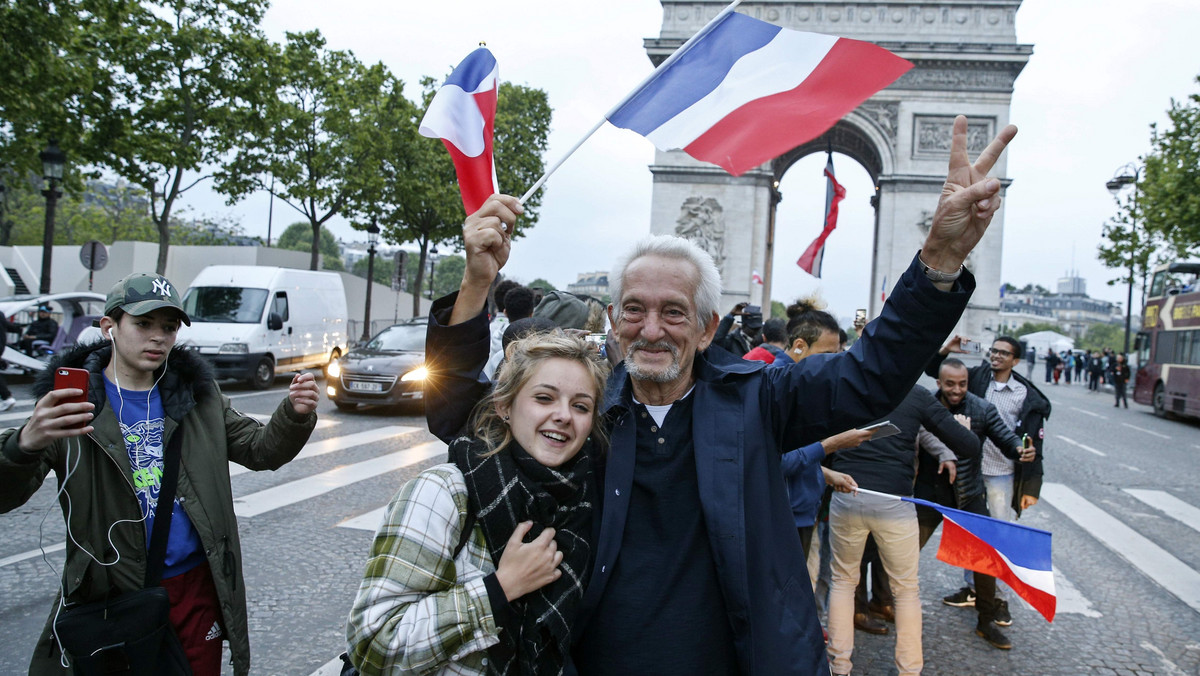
1133, 261, 1200, 418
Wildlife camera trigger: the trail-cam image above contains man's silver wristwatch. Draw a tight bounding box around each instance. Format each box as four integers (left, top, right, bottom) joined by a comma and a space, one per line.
918, 254, 964, 284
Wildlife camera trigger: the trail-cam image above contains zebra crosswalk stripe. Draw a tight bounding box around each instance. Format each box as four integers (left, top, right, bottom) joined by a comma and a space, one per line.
1041, 482, 1200, 614
232, 441, 446, 517
228, 426, 422, 477
1124, 489, 1200, 536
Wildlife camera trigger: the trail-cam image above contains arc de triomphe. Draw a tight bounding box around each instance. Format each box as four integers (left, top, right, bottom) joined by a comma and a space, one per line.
644, 1, 1031, 338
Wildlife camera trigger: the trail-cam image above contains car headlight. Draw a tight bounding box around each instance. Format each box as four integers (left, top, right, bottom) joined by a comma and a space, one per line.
219, 343, 248, 354
326, 385, 337, 397
401, 366, 428, 382
327, 361, 341, 378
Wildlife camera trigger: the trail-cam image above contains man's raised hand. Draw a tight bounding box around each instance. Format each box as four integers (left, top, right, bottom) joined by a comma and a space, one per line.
923, 115, 1018, 273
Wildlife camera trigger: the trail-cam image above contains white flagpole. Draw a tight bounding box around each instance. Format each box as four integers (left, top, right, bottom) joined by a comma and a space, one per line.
518, 0, 747, 205
851, 487, 903, 501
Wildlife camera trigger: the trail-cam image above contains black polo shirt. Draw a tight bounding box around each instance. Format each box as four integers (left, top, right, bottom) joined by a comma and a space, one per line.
575, 392, 737, 675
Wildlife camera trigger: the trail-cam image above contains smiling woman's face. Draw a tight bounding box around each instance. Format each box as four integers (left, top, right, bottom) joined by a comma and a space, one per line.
498, 357, 598, 467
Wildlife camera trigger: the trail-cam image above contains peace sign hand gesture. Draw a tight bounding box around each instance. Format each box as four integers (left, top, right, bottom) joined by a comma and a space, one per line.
922, 115, 1018, 274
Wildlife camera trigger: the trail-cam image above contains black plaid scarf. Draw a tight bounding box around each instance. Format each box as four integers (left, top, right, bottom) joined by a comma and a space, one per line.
450, 436, 594, 676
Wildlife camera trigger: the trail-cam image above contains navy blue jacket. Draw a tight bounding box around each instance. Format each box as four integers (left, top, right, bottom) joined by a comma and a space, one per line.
426, 254, 974, 675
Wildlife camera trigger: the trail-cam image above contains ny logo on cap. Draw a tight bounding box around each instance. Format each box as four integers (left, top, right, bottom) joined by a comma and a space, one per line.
152, 278, 173, 297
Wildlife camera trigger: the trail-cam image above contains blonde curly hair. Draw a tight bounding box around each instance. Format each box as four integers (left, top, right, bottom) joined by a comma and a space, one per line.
470, 331, 611, 457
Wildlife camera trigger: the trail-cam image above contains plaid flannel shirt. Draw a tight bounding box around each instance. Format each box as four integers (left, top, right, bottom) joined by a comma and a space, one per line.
346, 464, 500, 675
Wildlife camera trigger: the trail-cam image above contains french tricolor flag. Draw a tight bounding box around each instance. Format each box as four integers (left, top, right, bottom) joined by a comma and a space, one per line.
909, 496, 1057, 622
607, 11, 911, 176
419, 47, 499, 214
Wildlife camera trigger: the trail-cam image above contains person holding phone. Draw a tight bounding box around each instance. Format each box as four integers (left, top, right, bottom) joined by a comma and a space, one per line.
917, 357, 1037, 650
0, 273, 319, 676
925, 335, 1051, 630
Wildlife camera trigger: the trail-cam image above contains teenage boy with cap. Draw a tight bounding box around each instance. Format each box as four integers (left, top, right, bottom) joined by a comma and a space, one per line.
0, 272, 320, 676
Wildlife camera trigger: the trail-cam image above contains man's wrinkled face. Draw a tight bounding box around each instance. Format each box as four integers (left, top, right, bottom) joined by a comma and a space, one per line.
608, 255, 717, 385
938, 365, 970, 407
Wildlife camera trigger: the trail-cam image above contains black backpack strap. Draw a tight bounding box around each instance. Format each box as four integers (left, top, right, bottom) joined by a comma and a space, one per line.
453, 510, 477, 559
145, 431, 184, 587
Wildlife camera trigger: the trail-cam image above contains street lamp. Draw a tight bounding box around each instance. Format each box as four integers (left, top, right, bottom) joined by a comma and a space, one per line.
360, 219, 380, 342
1106, 163, 1141, 356
427, 245, 439, 300
39, 139, 66, 295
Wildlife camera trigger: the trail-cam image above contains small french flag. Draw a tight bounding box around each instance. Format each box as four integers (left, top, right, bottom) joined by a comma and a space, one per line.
419, 47, 500, 214
909, 496, 1056, 622
880, 275, 887, 303
751, 269, 764, 285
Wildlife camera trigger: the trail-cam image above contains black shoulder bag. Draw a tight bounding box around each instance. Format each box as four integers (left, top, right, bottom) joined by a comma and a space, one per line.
54, 432, 193, 675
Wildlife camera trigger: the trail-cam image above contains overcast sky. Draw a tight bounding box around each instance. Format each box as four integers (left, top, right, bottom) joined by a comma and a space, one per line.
187, 0, 1200, 318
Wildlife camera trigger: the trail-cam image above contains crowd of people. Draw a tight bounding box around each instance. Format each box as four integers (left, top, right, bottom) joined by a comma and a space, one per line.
1, 115, 1037, 676
339, 116, 1038, 676
1034, 346, 1131, 407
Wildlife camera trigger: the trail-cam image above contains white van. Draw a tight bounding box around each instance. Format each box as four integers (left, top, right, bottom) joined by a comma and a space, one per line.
178, 266, 348, 389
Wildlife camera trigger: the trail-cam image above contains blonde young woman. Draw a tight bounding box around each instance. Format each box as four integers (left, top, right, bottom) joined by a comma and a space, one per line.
346, 332, 610, 676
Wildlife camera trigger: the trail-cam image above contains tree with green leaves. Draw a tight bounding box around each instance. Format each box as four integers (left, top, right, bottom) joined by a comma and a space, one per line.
1077, 322, 1123, 352
1, 176, 157, 246
1012, 321, 1062, 338
528, 277, 557, 293
216, 30, 399, 271
351, 255, 394, 286
1098, 188, 1162, 315
81, 0, 273, 274
0, 0, 100, 184
1139, 75, 1200, 258
276, 221, 345, 271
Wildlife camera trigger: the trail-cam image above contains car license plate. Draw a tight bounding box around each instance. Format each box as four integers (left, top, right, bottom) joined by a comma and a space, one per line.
348, 381, 383, 392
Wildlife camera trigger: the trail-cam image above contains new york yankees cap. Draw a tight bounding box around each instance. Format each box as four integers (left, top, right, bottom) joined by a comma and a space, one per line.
104, 272, 191, 325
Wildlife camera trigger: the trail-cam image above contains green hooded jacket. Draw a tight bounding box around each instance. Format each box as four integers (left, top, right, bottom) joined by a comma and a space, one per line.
0, 341, 316, 675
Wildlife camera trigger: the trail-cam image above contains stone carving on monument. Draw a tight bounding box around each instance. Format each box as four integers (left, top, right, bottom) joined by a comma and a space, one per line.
914, 115, 994, 159
675, 196, 727, 274
857, 101, 900, 146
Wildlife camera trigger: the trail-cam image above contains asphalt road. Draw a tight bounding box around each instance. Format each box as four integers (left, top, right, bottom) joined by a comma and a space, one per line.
1, 371, 1198, 675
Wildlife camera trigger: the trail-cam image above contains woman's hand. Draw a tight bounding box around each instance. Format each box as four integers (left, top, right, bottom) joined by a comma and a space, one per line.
494, 521, 563, 601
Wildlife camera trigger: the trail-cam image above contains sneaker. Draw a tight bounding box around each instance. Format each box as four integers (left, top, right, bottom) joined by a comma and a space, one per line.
976, 622, 1012, 650
943, 586, 976, 607
0, 397, 15, 411
993, 599, 1012, 627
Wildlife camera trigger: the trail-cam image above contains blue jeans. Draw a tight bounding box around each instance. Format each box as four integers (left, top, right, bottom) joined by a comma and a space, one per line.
966, 474, 1016, 593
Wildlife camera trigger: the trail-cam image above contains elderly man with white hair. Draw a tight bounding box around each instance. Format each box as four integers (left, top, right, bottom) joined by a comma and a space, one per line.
425, 116, 1017, 676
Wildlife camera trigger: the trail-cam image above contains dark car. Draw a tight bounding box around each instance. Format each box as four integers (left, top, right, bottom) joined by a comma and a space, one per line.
326, 319, 430, 411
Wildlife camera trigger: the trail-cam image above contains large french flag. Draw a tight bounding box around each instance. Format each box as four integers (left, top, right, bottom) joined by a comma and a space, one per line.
607, 11, 911, 176
908, 496, 1057, 622
419, 47, 499, 214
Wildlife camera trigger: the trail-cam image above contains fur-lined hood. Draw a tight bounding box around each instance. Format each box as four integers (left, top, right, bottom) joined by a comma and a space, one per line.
33, 340, 216, 420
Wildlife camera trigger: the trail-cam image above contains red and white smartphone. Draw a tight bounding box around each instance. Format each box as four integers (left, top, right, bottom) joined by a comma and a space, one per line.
53, 367, 90, 406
